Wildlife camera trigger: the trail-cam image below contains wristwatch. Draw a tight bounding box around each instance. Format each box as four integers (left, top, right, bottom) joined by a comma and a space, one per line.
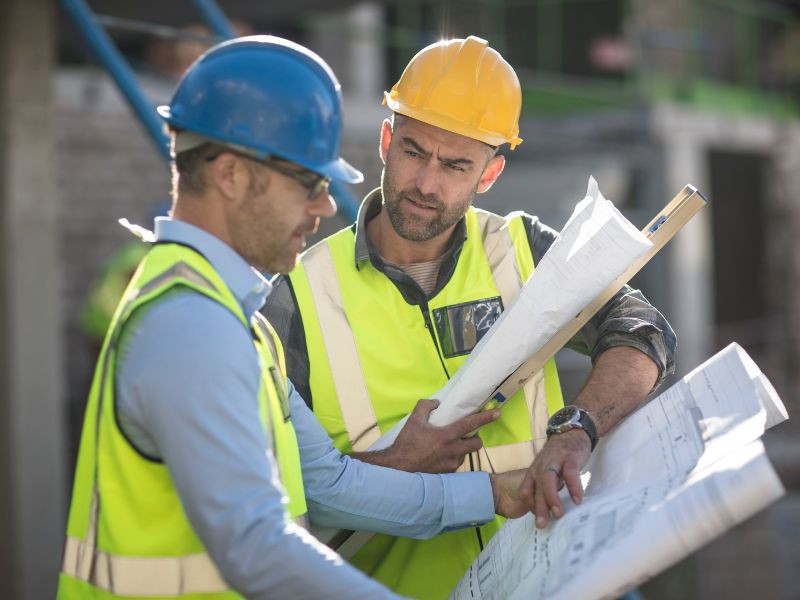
546, 406, 598, 451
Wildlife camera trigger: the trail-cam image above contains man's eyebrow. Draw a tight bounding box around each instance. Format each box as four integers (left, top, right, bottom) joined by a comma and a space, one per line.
401, 136, 430, 157
400, 136, 475, 167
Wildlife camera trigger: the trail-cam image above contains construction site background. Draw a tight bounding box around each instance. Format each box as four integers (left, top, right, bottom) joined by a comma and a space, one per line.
1, 0, 799, 598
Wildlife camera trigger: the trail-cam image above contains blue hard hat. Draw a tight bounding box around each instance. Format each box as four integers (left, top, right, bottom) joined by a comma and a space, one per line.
157, 35, 363, 184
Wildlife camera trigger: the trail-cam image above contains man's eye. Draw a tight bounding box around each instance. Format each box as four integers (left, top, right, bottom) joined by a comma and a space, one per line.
405, 151, 420, 158
445, 163, 465, 172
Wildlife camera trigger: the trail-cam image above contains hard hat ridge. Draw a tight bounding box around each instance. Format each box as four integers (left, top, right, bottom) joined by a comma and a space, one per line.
158, 35, 363, 184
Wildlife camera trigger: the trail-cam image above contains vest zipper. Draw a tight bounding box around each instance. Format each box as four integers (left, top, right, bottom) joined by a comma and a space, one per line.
420, 303, 450, 378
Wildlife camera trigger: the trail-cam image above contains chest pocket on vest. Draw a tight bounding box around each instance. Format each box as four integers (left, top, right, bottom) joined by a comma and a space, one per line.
433, 297, 503, 358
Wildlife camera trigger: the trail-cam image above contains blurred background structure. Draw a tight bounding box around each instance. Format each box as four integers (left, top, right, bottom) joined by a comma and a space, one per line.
1, 0, 799, 597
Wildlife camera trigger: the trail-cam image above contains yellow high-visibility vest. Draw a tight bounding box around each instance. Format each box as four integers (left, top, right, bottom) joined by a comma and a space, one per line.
59, 243, 307, 599
289, 204, 564, 599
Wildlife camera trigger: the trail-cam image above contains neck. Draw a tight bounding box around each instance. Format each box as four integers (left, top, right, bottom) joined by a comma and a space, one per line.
367, 208, 453, 265
172, 192, 233, 248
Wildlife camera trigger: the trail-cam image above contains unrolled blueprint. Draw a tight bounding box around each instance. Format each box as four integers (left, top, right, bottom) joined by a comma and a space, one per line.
448, 343, 788, 600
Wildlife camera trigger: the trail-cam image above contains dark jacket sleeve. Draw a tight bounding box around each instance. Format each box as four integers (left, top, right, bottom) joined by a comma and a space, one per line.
261, 275, 314, 409
524, 214, 677, 385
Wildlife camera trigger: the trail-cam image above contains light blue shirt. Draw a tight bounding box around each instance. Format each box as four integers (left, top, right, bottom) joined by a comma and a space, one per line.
115, 217, 495, 600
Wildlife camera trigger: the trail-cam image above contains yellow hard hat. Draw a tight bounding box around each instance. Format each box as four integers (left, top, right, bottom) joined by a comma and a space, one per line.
384, 36, 523, 149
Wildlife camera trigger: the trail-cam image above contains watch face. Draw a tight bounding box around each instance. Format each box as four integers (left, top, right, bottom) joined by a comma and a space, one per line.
550, 406, 580, 428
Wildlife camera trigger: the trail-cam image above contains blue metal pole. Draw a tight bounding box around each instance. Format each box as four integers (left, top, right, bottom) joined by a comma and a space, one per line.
190, 0, 237, 39
59, 0, 171, 162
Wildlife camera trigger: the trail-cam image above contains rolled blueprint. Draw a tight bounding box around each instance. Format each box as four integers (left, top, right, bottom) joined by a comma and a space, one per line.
370, 176, 652, 450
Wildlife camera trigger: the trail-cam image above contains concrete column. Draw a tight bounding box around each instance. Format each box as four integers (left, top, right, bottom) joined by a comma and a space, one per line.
653, 106, 714, 375
0, 0, 65, 598
347, 2, 384, 106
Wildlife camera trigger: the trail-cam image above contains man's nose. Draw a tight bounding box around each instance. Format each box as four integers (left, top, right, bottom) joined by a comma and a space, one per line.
414, 160, 440, 197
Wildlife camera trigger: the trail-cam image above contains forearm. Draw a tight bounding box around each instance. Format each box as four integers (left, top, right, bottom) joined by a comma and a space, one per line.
293, 391, 495, 537
572, 345, 659, 436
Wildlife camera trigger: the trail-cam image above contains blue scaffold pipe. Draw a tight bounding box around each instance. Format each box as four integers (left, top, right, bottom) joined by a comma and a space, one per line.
59, 0, 171, 162
191, 0, 237, 39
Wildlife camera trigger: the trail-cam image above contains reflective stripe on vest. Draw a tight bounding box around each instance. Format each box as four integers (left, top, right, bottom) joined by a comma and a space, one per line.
60, 249, 305, 598
61, 535, 227, 596
295, 208, 564, 467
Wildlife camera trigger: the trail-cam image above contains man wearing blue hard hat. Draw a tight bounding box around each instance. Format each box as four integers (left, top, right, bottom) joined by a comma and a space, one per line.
58, 36, 531, 599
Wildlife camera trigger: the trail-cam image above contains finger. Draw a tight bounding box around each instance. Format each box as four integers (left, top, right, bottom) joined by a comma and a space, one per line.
410, 398, 440, 422
454, 436, 483, 456
562, 462, 584, 505
541, 466, 564, 520
533, 474, 551, 529
518, 467, 536, 508
449, 409, 500, 438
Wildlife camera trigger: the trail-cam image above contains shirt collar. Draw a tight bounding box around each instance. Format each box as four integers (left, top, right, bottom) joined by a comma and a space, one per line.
353, 188, 468, 270
152, 217, 272, 320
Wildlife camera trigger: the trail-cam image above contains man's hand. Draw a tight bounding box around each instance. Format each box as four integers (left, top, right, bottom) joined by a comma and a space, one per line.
519, 429, 591, 528
518, 347, 659, 529
489, 469, 531, 518
353, 399, 500, 473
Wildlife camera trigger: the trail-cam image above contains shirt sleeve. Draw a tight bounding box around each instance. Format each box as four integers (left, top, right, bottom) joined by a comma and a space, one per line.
526, 214, 677, 385
115, 289, 403, 600
289, 380, 495, 537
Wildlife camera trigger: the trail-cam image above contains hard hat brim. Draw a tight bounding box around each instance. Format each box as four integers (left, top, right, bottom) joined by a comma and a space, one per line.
385, 93, 522, 149
313, 157, 364, 184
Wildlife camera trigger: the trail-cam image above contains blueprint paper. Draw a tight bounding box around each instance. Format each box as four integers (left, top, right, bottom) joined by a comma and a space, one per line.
448, 343, 788, 600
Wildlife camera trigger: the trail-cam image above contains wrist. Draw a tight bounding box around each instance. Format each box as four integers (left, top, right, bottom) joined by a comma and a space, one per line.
546, 406, 598, 451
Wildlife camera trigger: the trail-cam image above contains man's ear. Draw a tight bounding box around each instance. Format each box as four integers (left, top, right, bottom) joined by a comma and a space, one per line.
476, 154, 505, 194
379, 118, 393, 165
207, 151, 251, 203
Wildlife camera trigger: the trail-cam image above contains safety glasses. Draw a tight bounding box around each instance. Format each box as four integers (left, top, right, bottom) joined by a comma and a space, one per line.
261, 156, 331, 200
207, 149, 331, 199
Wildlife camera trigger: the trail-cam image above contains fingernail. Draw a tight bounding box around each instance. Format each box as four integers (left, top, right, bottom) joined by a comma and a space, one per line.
492, 410, 501, 419
572, 495, 581, 504
536, 516, 546, 528
552, 506, 562, 518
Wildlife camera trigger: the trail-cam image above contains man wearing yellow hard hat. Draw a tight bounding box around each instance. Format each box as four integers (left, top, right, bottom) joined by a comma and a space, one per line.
264, 36, 676, 599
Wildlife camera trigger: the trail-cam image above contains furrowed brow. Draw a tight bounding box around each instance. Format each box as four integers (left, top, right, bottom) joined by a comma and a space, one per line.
401, 135, 475, 168
401, 137, 430, 157
438, 154, 474, 168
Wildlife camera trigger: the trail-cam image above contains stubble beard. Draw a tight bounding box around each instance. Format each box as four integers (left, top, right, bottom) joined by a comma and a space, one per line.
230, 173, 295, 274
381, 167, 476, 243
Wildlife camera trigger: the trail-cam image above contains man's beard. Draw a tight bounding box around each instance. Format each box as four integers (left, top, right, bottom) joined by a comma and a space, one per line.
382, 168, 475, 242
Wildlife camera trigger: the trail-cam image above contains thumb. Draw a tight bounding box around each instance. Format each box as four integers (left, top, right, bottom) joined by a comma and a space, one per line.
410, 398, 440, 422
